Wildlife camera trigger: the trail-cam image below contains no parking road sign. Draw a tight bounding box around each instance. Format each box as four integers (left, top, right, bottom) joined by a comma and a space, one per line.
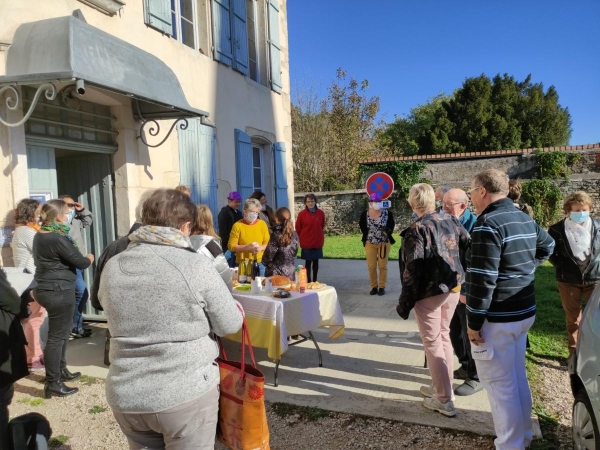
365, 172, 395, 200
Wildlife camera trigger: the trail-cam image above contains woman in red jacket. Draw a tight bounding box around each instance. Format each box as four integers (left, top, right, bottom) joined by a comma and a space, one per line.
295, 194, 326, 282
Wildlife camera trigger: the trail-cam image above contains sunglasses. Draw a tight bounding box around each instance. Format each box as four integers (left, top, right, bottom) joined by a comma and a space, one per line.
66, 203, 76, 207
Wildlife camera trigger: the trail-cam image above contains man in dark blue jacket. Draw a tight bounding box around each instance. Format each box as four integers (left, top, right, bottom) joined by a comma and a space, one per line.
443, 188, 480, 397
466, 169, 554, 450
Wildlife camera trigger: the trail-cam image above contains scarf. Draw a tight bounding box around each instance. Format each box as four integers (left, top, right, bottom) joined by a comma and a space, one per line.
26, 222, 41, 231
565, 217, 592, 261
308, 206, 317, 214
41, 222, 77, 248
129, 225, 192, 249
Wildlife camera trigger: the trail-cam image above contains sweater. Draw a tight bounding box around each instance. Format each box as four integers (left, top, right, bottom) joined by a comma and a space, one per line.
465, 198, 555, 331
295, 208, 325, 249
98, 241, 243, 413
228, 220, 270, 263
548, 218, 600, 285
12, 226, 37, 273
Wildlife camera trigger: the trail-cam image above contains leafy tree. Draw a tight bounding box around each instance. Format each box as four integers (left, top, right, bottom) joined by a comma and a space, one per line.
381, 74, 572, 155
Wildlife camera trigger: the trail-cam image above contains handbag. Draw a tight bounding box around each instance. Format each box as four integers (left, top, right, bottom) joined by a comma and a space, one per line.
8, 412, 52, 450
216, 313, 270, 450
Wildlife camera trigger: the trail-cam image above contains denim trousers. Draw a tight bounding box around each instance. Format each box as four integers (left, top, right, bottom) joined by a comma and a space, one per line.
0, 384, 14, 450
73, 268, 89, 333
224, 250, 236, 268
34, 286, 76, 383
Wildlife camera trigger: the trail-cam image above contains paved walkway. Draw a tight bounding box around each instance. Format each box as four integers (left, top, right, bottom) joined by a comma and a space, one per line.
68, 258, 540, 437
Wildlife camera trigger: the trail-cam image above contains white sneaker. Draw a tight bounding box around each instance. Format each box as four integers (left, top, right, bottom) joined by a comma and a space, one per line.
420, 384, 455, 402
423, 397, 457, 417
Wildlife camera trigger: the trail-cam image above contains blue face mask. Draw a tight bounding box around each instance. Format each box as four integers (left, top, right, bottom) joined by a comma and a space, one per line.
570, 211, 590, 223
67, 209, 76, 224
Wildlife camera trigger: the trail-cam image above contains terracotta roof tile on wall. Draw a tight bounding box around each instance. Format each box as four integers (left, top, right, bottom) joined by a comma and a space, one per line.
360, 143, 600, 165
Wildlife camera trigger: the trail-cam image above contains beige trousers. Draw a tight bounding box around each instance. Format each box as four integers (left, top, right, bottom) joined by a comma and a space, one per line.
365, 242, 391, 289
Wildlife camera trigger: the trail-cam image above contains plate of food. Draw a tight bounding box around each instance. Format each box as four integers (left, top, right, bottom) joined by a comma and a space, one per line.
272, 289, 291, 299
307, 282, 326, 290
234, 284, 251, 291
262, 275, 294, 290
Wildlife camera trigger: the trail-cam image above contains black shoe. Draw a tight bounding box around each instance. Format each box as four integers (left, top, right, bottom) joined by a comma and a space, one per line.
453, 367, 468, 380
378, 288, 385, 296
61, 368, 81, 381
369, 287, 378, 295
44, 381, 79, 399
71, 329, 92, 339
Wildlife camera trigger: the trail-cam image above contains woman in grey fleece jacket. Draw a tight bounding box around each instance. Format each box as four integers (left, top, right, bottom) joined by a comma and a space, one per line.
98, 189, 243, 450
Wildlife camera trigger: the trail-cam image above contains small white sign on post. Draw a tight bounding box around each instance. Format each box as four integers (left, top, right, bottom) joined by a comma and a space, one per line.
381, 200, 392, 209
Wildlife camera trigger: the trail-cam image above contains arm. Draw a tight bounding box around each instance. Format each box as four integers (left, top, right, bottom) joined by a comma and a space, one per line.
258, 222, 270, 252
534, 224, 555, 267
76, 207, 93, 229
547, 227, 560, 267
320, 209, 326, 231
204, 239, 233, 291
295, 211, 304, 234
466, 222, 502, 332
385, 211, 395, 236
396, 230, 425, 318
56, 237, 92, 270
217, 209, 230, 244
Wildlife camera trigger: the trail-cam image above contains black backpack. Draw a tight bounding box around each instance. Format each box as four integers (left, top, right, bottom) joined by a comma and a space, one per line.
8, 412, 52, 450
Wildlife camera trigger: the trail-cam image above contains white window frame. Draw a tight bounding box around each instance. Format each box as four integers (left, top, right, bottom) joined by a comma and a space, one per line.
252, 145, 264, 191
171, 0, 200, 50
246, 0, 260, 83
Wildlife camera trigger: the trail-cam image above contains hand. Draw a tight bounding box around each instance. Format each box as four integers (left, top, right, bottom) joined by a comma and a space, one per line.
467, 327, 485, 346
86, 254, 95, 263
74, 202, 84, 211
459, 295, 466, 304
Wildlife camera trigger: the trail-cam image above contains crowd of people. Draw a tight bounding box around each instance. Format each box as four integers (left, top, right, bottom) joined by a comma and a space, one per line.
1, 171, 598, 450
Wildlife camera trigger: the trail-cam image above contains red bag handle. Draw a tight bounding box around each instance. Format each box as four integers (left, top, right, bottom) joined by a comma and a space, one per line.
217, 305, 257, 380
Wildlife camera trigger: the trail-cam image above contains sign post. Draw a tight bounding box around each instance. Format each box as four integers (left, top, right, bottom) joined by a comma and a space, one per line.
365, 172, 394, 207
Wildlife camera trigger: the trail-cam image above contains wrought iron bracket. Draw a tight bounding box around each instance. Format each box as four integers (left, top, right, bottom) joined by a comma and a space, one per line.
0, 83, 57, 127
137, 118, 189, 148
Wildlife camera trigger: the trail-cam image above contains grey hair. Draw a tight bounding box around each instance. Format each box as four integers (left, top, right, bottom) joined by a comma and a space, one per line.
473, 169, 509, 195
435, 185, 451, 196
244, 198, 262, 211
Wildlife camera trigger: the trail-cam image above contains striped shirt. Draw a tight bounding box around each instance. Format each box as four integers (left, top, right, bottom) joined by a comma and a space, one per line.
11, 226, 37, 273
466, 197, 555, 331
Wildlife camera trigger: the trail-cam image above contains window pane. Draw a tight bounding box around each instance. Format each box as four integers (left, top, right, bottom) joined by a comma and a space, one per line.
252, 147, 261, 167
254, 168, 262, 189
181, 18, 194, 48
249, 61, 257, 81
171, 0, 178, 39
180, 0, 194, 21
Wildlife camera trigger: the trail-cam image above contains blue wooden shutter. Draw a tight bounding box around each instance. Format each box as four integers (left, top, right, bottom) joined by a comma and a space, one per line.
235, 129, 254, 203
268, 0, 283, 93
179, 120, 219, 226
212, 0, 234, 66
230, 0, 249, 75
273, 142, 288, 207
144, 0, 173, 35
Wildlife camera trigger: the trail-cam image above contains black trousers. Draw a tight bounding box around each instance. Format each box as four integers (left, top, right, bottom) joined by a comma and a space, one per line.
34, 286, 76, 383
0, 384, 14, 450
449, 302, 478, 380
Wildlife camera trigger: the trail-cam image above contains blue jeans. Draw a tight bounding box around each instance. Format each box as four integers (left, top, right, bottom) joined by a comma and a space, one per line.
224, 250, 236, 268
73, 268, 89, 333
258, 262, 266, 277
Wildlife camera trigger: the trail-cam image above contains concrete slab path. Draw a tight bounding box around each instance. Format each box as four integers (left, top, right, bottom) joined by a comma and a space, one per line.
67, 258, 540, 438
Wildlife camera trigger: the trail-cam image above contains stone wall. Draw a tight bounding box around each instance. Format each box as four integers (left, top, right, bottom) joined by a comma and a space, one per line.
294, 149, 600, 235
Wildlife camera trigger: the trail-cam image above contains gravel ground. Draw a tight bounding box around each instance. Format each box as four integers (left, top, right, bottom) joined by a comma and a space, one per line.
9, 359, 572, 450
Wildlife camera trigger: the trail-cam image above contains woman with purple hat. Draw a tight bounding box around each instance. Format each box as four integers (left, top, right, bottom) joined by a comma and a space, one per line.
359, 192, 396, 296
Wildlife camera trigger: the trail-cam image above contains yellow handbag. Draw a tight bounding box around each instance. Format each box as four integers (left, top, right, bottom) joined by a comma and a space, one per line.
217, 314, 270, 450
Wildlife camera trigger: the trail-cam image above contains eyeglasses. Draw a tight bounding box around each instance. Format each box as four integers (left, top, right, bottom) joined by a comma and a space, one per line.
66, 203, 76, 208
443, 201, 463, 208
466, 186, 481, 200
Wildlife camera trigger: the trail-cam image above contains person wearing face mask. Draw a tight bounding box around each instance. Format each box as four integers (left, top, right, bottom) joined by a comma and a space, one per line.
58, 195, 93, 339
250, 190, 276, 232
359, 193, 396, 296
548, 191, 600, 356
228, 198, 270, 277
98, 189, 243, 448
434, 186, 450, 215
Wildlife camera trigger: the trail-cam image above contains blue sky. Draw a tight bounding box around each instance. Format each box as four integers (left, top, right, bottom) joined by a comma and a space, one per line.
287, 0, 600, 145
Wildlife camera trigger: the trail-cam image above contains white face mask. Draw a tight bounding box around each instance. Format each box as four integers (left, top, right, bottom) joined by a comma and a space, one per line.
370, 203, 381, 211
261, 204, 266, 211
246, 212, 259, 223
67, 209, 76, 224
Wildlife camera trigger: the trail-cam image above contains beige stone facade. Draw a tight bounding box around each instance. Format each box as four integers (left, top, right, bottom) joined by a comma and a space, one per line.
0, 0, 293, 265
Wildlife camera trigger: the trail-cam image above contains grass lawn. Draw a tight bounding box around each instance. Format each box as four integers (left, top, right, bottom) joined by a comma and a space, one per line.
323, 234, 401, 261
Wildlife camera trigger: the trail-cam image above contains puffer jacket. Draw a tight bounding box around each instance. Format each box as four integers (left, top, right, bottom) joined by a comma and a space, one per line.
549, 218, 600, 285
397, 211, 470, 319
190, 235, 233, 291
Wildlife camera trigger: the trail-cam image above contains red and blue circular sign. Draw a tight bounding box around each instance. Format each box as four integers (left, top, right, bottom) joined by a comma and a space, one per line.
365, 172, 395, 200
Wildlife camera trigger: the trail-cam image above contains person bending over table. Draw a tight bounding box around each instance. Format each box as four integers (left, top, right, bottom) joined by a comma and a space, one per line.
228, 198, 270, 277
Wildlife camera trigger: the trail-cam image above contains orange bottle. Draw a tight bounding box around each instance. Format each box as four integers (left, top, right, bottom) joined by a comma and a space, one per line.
298, 268, 308, 293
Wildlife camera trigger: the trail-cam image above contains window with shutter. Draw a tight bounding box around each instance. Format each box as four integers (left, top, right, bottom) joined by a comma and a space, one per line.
144, 0, 173, 35
273, 142, 288, 207
231, 0, 249, 75
235, 129, 255, 203
246, 0, 259, 82
267, 0, 282, 93
179, 120, 219, 226
212, 0, 234, 66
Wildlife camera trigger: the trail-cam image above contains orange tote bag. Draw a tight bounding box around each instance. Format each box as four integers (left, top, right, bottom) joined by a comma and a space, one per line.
217, 315, 270, 450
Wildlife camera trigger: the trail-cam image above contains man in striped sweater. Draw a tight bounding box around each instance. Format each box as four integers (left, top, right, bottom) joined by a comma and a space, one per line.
466, 169, 554, 450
